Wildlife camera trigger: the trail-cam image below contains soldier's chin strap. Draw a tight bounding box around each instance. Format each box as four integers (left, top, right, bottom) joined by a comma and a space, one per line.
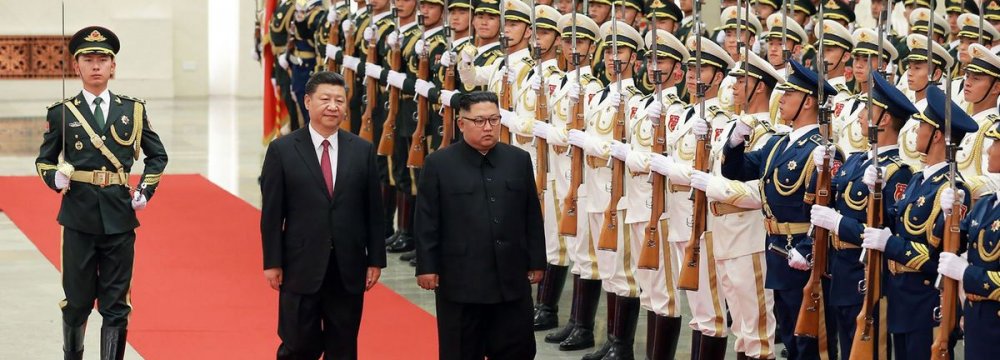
745, 78, 761, 109
972, 76, 998, 105
922, 127, 940, 156
788, 91, 808, 124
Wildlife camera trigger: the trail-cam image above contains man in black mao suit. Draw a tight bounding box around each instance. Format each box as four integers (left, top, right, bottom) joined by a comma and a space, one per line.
260, 71, 386, 360
414, 91, 547, 360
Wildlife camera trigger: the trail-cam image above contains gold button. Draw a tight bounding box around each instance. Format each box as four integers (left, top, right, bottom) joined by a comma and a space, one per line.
924, 280, 931, 286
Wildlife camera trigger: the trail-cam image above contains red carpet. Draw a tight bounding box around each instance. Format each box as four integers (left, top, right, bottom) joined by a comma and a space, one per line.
0, 174, 438, 359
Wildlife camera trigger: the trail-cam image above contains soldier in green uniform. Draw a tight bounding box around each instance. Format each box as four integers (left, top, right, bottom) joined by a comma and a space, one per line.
420, 0, 476, 148
269, 0, 301, 132
36, 26, 168, 360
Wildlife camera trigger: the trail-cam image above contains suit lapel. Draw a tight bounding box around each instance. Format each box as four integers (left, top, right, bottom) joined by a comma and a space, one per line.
294, 129, 333, 200
331, 132, 352, 203
104, 91, 125, 134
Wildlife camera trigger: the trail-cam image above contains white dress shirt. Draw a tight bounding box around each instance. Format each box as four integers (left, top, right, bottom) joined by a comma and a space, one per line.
785, 124, 820, 150
309, 125, 339, 191
81, 88, 111, 119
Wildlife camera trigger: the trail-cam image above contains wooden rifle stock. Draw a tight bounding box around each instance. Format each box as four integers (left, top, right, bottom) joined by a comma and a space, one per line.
408, 48, 431, 168
795, 153, 832, 338
499, 72, 512, 143
342, 23, 356, 132
377, 43, 402, 155
677, 131, 709, 290
637, 111, 666, 270
359, 30, 378, 142
597, 101, 627, 251
930, 201, 961, 359
325, 10, 341, 72
558, 82, 585, 236
439, 63, 456, 149
535, 77, 550, 200
850, 181, 884, 360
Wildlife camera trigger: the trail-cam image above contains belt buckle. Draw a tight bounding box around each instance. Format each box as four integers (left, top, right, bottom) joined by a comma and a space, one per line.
93, 170, 110, 187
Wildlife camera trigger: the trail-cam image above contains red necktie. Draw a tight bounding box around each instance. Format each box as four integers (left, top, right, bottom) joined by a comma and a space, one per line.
321, 140, 333, 196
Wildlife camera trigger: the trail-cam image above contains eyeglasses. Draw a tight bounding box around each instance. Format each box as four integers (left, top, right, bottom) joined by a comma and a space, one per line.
461, 115, 501, 128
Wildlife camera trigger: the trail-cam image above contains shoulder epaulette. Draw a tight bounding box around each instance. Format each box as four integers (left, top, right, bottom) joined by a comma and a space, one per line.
808, 133, 824, 145
47, 97, 74, 110
706, 104, 726, 118
545, 65, 560, 77
117, 94, 146, 104
834, 83, 850, 95
987, 113, 1000, 122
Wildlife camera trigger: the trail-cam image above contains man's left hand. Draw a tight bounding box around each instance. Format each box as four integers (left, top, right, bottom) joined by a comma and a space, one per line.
366, 267, 381, 291
528, 270, 544, 284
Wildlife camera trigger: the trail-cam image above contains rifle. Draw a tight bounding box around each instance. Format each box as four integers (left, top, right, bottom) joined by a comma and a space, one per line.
439, 0, 456, 149
378, 0, 402, 155
932, 2, 960, 355
596, 10, 626, 252
498, 0, 512, 143
850, 9, 888, 359
677, 0, 707, 291
795, 3, 832, 339
325, 1, 342, 72
530, 0, 550, 205
359, 2, 378, 141
408, 1, 430, 168
557, 0, 584, 236
343, 1, 362, 133
638, 14, 665, 269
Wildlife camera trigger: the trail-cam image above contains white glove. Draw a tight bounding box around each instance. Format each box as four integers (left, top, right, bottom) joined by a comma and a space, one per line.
548, 126, 569, 146
54, 171, 70, 190
342, 19, 354, 34
325, 44, 341, 60
342, 55, 361, 71
499, 109, 517, 128
386, 30, 400, 48
609, 141, 630, 161
728, 119, 752, 146
567, 129, 591, 149
415, 39, 425, 55
810, 205, 843, 234
363, 27, 374, 42
650, 154, 689, 185
789, 249, 810, 271
278, 53, 289, 70
131, 192, 147, 210
386, 70, 407, 89
862, 227, 892, 252
460, 48, 476, 64
365, 63, 383, 79
414, 79, 435, 98
440, 51, 457, 67
529, 74, 542, 91
691, 116, 709, 136
862, 165, 885, 191
938, 252, 969, 281
440, 89, 457, 107
566, 81, 581, 102
690, 170, 712, 192
773, 123, 792, 134
327, 8, 338, 23
505, 66, 517, 84
646, 100, 663, 119
533, 121, 552, 139
811, 146, 828, 168
940, 188, 966, 215
606, 90, 622, 108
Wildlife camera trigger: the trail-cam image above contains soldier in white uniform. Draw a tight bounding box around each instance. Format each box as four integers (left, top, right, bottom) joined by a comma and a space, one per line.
958, 43, 1000, 198
831, 28, 899, 156
684, 51, 783, 360
613, 28, 688, 360
813, 20, 853, 104
565, 19, 646, 360
949, 14, 999, 109
895, 8, 951, 101
532, 13, 608, 351
647, 35, 735, 359
899, 34, 953, 171
762, 13, 808, 125
716, 5, 762, 115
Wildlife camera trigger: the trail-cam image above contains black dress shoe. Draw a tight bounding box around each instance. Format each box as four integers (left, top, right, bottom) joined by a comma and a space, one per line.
409, 258, 417, 267
546, 320, 576, 343
559, 326, 596, 351
580, 337, 613, 360
384, 231, 401, 248
534, 304, 559, 331
386, 235, 414, 253
780, 348, 788, 358
399, 250, 417, 261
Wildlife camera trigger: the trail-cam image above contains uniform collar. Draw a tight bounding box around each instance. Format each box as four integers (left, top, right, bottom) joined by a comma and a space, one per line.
454, 35, 472, 45
81, 88, 111, 106
610, 77, 635, 90
971, 106, 999, 121
509, 47, 531, 64
424, 25, 444, 37
787, 124, 819, 145
478, 41, 500, 56
399, 20, 419, 33
920, 161, 948, 183
373, 10, 393, 23
541, 58, 559, 69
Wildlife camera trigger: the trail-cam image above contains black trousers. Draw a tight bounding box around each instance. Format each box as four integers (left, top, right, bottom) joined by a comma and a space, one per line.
434, 293, 536, 360
277, 254, 364, 360
391, 135, 414, 195
61, 228, 135, 328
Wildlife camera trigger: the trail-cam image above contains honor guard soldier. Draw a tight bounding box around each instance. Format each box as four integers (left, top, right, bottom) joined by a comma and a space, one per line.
564, 19, 646, 360
675, 0, 696, 44
285, 0, 327, 126
899, 34, 953, 171
820, 0, 854, 29
859, 86, 975, 360
648, 34, 736, 360
37, 26, 169, 360
763, 12, 809, 123
716, 5, 763, 115
611, 28, 688, 360
334, 0, 372, 134
950, 13, 1000, 108
449, 0, 507, 96
936, 121, 1000, 360
752, 0, 780, 25
420, 0, 478, 110
814, 20, 853, 103
786, 0, 815, 28
910, 7, 953, 66
720, 60, 843, 360
944, 0, 978, 52
533, 12, 608, 352
832, 28, 898, 156
494, 0, 539, 149
986, 0, 1000, 53
810, 71, 918, 359
688, 51, 784, 360
957, 44, 1000, 198
634, 0, 683, 96
269, 0, 302, 132
586, 0, 616, 85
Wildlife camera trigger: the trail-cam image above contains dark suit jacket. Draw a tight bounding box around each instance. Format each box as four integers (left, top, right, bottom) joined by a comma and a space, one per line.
415, 140, 546, 304
260, 128, 386, 295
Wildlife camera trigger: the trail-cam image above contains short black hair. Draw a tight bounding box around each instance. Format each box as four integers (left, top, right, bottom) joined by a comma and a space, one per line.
456, 91, 499, 112
305, 71, 347, 96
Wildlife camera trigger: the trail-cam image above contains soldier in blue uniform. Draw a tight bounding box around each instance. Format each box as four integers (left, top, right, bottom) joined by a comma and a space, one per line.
720, 60, 841, 360
809, 71, 918, 359
937, 121, 1000, 360
286, 0, 327, 127
860, 86, 977, 360
36, 26, 168, 360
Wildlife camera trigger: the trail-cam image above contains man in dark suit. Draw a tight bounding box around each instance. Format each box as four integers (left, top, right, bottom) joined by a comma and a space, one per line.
260, 71, 386, 360
414, 91, 546, 360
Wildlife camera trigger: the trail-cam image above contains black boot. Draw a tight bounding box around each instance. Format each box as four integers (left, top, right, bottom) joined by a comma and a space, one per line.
649, 315, 682, 360
559, 279, 602, 351
387, 193, 415, 253
381, 185, 398, 242
63, 322, 86, 360
689, 330, 702, 360
547, 275, 581, 343
100, 327, 127, 360
534, 264, 569, 331
603, 296, 639, 360
581, 292, 618, 360
645, 311, 656, 360
736, 352, 748, 360
697, 334, 728, 360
